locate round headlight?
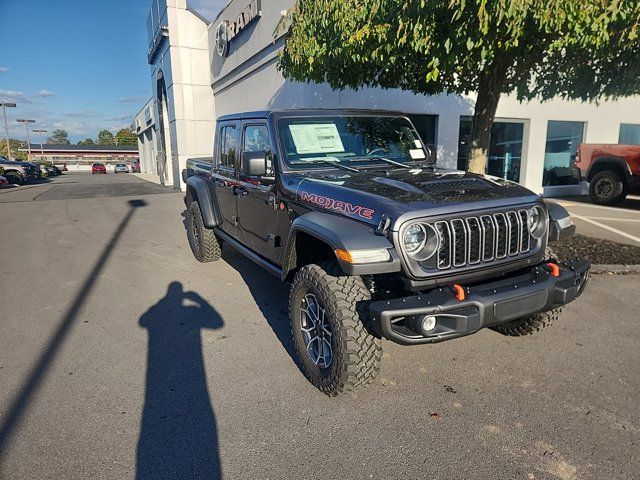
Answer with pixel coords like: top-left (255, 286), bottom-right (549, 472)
top-left (527, 206), bottom-right (547, 239)
top-left (403, 223), bottom-right (426, 254)
top-left (403, 222), bottom-right (440, 261)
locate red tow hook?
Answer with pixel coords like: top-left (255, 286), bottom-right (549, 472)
top-left (546, 262), bottom-right (560, 277)
top-left (452, 284), bottom-right (466, 301)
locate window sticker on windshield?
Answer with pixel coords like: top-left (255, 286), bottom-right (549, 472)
top-left (409, 149), bottom-right (426, 159)
top-left (289, 123), bottom-right (345, 154)
top-left (414, 140), bottom-right (422, 148)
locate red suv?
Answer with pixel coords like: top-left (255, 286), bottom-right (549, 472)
top-left (575, 144), bottom-right (640, 205)
top-left (92, 163), bottom-right (107, 174)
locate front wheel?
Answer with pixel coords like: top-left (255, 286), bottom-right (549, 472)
top-left (490, 308), bottom-right (563, 336)
top-left (589, 171), bottom-right (627, 205)
top-left (289, 262), bottom-right (382, 396)
top-left (4, 172), bottom-right (24, 185)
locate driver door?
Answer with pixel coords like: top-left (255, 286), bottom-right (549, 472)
top-left (236, 123), bottom-right (280, 261)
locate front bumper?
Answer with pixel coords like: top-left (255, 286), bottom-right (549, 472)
top-left (369, 258), bottom-right (590, 345)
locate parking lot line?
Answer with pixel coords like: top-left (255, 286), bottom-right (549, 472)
top-left (585, 216), bottom-right (640, 223)
top-left (571, 214), bottom-right (640, 245)
top-left (556, 200), bottom-right (640, 216)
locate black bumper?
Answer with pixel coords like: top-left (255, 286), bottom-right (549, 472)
top-left (369, 258), bottom-right (590, 345)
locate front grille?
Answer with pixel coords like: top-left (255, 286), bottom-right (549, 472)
top-left (431, 209), bottom-right (532, 270)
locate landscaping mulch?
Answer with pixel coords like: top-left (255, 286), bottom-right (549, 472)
top-left (550, 234), bottom-right (640, 265)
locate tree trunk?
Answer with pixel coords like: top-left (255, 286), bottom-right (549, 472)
top-left (466, 62), bottom-right (507, 174)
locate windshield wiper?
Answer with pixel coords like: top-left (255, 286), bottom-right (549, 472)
top-left (290, 159), bottom-right (360, 173)
top-left (364, 156), bottom-right (412, 169)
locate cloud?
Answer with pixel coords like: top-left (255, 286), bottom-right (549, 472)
top-left (117, 96), bottom-right (148, 105)
top-left (0, 67), bottom-right (9, 73)
top-left (38, 89), bottom-right (55, 97)
top-left (0, 89), bottom-right (32, 104)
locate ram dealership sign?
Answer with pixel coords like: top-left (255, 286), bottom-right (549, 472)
top-left (215, 0), bottom-right (262, 57)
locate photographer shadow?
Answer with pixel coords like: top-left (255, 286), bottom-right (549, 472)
top-left (136, 282), bottom-right (223, 480)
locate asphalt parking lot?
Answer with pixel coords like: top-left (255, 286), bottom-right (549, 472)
top-left (555, 195), bottom-right (640, 246)
top-left (0, 173), bottom-right (638, 479)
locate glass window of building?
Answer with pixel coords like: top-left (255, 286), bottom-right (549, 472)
top-left (408, 115), bottom-right (437, 159)
top-left (543, 120), bottom-right (584, 186)
top-left (457, 117), bottom-right (524, 182)
top-left (619, 124), bottom-right (640, 145)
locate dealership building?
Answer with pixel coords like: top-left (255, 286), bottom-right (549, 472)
top-left (138, 0), bottom-right (640, 196)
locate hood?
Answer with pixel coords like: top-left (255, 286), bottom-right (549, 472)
top-left (286, 167), bottom-right (540, 227)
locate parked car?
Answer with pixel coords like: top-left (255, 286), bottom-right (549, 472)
top-left (0, 157), bottom-right (39, 185)
top-left (53, 163), bottom-right (67, 174)
top-left (131, 160), bottom-right (141, 173)
top-left (182, 109), bottom-right (590, 396)
top-left (43, 165), bottom-right (58, 176)
top-left (114, 163), bottom-right (129, 174)
top-left (92, 163), bottom-right (107, 174)
top-left (575, 143), bottom-right (640, 205)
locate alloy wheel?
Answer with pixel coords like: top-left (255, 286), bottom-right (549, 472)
top-left (300, 293), bottom-right (332, 368)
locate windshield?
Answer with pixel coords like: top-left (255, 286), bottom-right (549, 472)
top-left (277, 116), bottom-right (428, 170)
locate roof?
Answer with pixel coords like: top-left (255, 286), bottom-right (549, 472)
top-left (18, 143), bottom-right (138, 153)
top-left (216, 108), bottom-right (409, 123)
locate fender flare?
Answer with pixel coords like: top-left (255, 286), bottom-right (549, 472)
top-left (185, 175), bottom-right (222, 228)
top-left (545, 201), bottom-right (576, 243)
top-left (283, 211), bottom-right (401, 279)
top-left (586, 156), bottom-right (632, 182)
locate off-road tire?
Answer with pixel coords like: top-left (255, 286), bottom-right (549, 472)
top-left (4, 172), bottom-right (24, 185)
top-left (289, 262), bottom-right (382, 396)
top-left (589, 170), bottom-right (628, 205)
top-left (490, 308), bottom-right (563, 336)
top-left (186, 201), bottom-right (221, 263)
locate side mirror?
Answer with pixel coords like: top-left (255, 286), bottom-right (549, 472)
top-left (242, 151), bottom-right (267, 177)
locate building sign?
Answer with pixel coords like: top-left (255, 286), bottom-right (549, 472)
top-left (215, 0), bottom-right (261, 57)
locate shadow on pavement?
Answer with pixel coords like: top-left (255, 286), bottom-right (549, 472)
top-left (136, 282), bottom-right (223, 480)
top-left (0, 199), bottom-right (147, 461)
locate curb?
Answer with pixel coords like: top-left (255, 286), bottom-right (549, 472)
top-left (590, 264), bottom-right (640, 275)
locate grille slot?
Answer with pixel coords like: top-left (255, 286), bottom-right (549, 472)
top-left (430, 209), bottom-right (533, 270)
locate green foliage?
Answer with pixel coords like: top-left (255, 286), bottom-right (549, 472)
top-left (279, 0), bottom-right (640, 172)
top-left (97, 130), bottom-right (116, 145)
top-left (280, 0), bottom-right (639, 101)
top-left (78, 138), bottom-right (95, 145)
top-left (0, 138), bottom-right (28, 160)
top-left (115, 127), bottom-right (137, 146)
top-left (47, 129), bottom-right (70, 145)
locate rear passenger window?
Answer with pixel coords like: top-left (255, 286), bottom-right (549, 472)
top-left (219, 125), bottom-right (238, 169)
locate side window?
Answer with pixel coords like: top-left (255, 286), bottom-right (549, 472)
top-left (243, 125), bottom-right (273, 175)
top-left (219, 125), bottom-right (238, 169)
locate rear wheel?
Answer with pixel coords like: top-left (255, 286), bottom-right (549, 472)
top-left (289, 262), bottom-right (382, 396)
top-left (186, 201), bottom-right (221, 263)
top-left (589, 170), bottom-right (627, 205)
top-left (4, 171), bottom-right (24, 185)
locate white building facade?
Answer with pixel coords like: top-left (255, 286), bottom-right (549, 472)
top-left (138, 0), bottom-right (640, 195)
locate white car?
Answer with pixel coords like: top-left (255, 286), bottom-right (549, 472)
top-left (114, 163), bottom-right (129, 174)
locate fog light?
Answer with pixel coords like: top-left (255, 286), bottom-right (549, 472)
top-left (421, 315), bottom-right (437, 334)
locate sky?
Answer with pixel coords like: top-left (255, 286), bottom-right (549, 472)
top-left (0, 0), bottom-right (226, 145)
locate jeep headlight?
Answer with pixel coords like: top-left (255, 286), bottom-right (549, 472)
top-left (527, 206), bottom-right (547, 239)
top-left (403, 222), bottom-right (439, 261)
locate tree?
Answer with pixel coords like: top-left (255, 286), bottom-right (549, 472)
top-left (279, 0), bottom-right (640, 174)
top-left (47, 129), bottom-right (70, 145)
top-left (115, 127), bottom-right (137, 146)
top-left (0, 138), bottom-right (28, 160)
top-left (78, 138), bottom-right (95, 145)
top-left (97, 129), bottom-right (115, 145)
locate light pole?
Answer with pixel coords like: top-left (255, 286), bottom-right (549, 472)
top-left (0, 102), bottom-right (17, 158)
top-left (33, 129), bottom-right (48, 163)
top-left (16, 119), bottom-right (35, 161)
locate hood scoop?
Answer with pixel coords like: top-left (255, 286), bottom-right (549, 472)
top-left (418, 177), bottom-right (491, 194)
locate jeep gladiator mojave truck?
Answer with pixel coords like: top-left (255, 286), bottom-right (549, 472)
top-left (183, 110), bottom-right (589, 396)
top-left (575, 143), bottom-right (640, 205)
